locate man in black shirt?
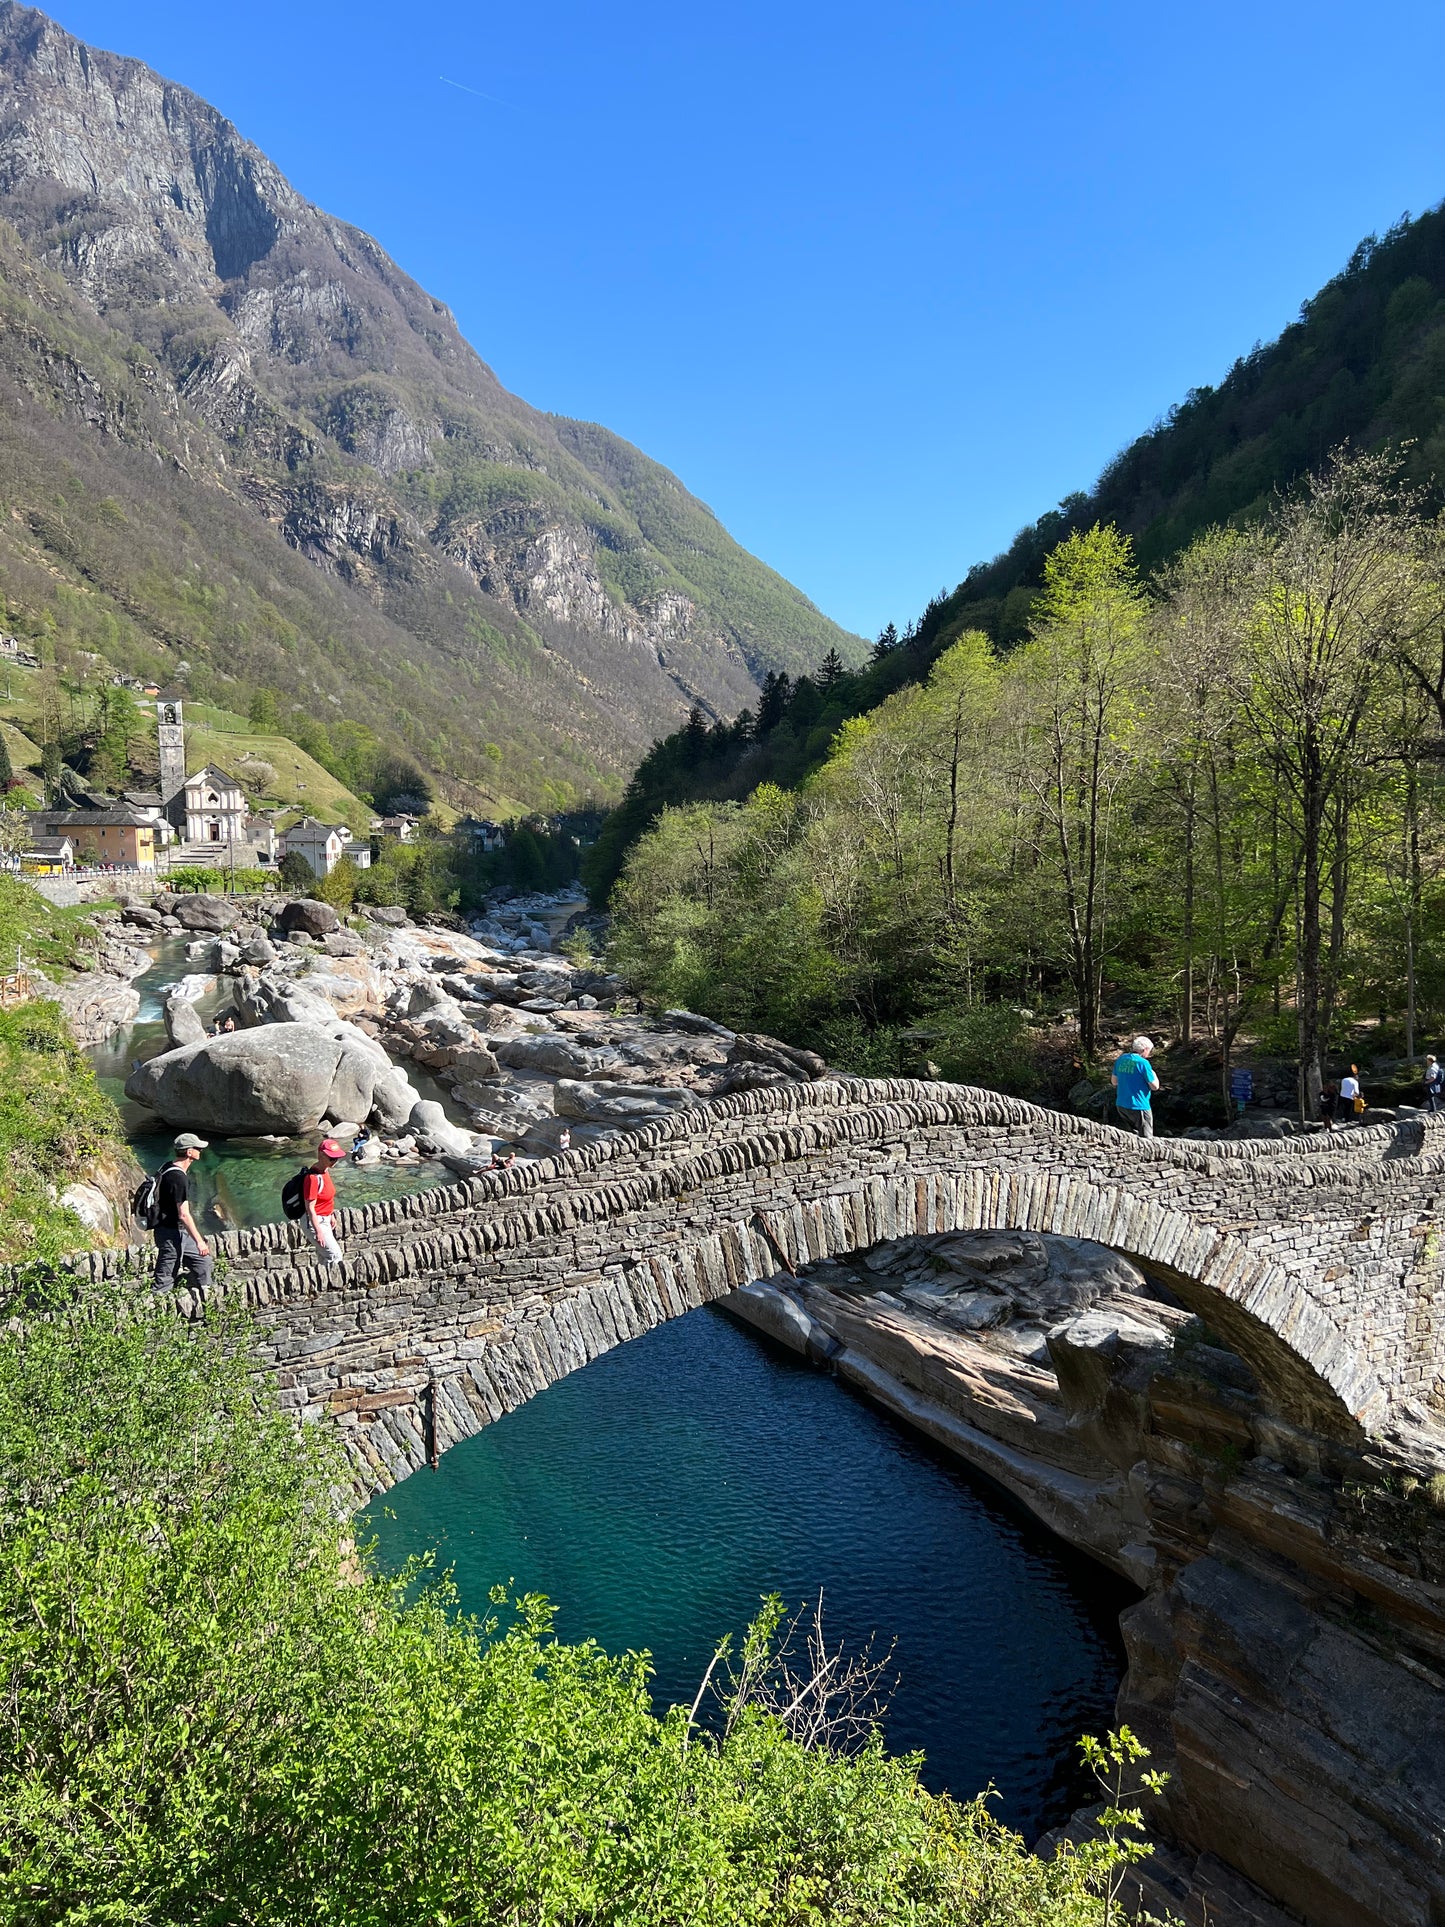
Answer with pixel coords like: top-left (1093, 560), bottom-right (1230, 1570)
top-left (153, 1131), bottom-right (214, 1291)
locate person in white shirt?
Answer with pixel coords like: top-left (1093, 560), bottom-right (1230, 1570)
top-left (1338, 1066), bottom-right (1362, 1119)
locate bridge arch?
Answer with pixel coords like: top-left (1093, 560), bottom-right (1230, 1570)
top-left (61, 1079), bottom-right (1435, 1493)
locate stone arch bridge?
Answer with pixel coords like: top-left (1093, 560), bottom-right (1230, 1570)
top-left (68, 1079), bottom-right (1445, 1493)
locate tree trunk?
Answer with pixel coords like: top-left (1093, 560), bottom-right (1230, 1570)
top-left (1297, 732), bottom-right (1325, 1121)
top-left (1181, 770), bottom-right (1196, 1045)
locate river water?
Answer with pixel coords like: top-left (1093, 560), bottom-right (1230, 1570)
top-left (362, 1307), bottom-right (1133, 1837)
top-left (88, 937), bottom-right (455, 1230)
top-left (95, 937), bottom-right (1134, 1833)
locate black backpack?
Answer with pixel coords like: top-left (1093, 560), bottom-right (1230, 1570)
top-left (280, 1167), bottom-right (311, 1221)
top-left (131, 1170), bottom-right (163, 1230)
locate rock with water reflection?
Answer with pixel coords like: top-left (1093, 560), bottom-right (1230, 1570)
top-left (123, 1022), bottom-right (386, 1136)
top-left (162, 990), bottom-right (207, 1050)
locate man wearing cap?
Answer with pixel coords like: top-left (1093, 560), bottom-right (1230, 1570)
top-left (303, 1138), bottom-right (345, 1264)
top-left (153, 1133), bottom-right (213, 1290)
top-left (1111, 1035), bottom-right (1160, 1138)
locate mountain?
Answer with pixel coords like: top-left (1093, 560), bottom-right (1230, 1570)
top-left (925, 202), bottom-right (1445, 649)
top-left (0, 4), bottom-right (861, 808)
top-left (585, 198), bottom-right (1445, 892)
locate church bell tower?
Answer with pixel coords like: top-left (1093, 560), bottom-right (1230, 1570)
top-left (157, 696), bottom-right (186, 805)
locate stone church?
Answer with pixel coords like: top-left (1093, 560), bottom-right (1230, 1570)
top-left (156, 695), bottom-right (267, 859)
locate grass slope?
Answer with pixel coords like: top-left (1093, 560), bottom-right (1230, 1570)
top-left (0, 875), bottom-right (124, 1263)
top-left (181, 713), bottom-right (373, 833)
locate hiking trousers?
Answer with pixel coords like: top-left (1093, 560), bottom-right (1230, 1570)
top-left (1115, 1104), bottom-right (1154, 1138)
top-left (153, 1227), bottom-right (214, 1291)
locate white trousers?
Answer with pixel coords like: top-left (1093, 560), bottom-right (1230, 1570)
top-left (312, 1216), bottom-right (343, 1264)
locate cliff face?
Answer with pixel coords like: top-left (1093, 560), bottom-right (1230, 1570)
top-left (0, 4), bottom-right (860, 800)
top-left (728, 1235), bottom-right (1445, 1927)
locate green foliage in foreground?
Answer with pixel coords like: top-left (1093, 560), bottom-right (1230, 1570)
top-left (0, 1001), bottom-right (121, 1266)
top-left (0, 1302), bottom-right (1120, 1927)
top-left (0, 872), bottom-right (106, 975)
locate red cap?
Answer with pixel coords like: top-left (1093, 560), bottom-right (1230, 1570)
top-left (318, 1138), bottom-right (344, 1159)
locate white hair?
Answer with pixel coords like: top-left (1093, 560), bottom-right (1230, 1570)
top-left (1132, 1035), bottom-right (1155, 1054)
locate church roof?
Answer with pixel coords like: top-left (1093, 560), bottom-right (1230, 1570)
top-left (184, 765), bottom-right (243, 791)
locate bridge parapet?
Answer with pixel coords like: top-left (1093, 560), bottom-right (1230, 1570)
top-left (43, 1080), bottom-right (1445, 1490)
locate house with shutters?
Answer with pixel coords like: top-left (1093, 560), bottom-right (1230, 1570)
top-left (41, 810), bottom-right (157, 869)
top-left (282, 817), bottom-right (345, 878)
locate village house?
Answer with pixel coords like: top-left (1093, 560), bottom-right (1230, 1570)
top-left (19, 834), bottom-right (74, 875)
top-left (455, 815), bottom-right (505, 853)
top-left (281, 817), bottom-right (369, 877)
top-left (121, 790), bottom-right (175, 848)
top-left (41, 809), bottom-right (157, 869)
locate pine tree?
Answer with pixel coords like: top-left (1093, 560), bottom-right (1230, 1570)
top-left (682, 707), bottom-right (710, 760)
top-left (871, 623), bottom-right (899, 663)
top-left (0, 727), bottom-right (13, 793)
top-left (756, 672), bottom-right (791, 733)
top-left (818, 648), bottom-right (844, 690)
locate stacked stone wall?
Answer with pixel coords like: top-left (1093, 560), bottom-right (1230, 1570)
top-left (45, 1080), bottom-right (1445, 1491)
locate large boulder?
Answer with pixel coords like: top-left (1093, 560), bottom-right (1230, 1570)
top-left (121, 903), bottom-right (163, 930)
top-left (267, 985), bottom-right (337, 1026)
top-left (123, 1023), bottom-right (381, 1136)
top-left (163, 991), bottom-right (208, 1050)
top-left (453, 1078), bottom-right (555, 1138)
top-left (277, 897), bottom-right (340, 939)
top-left (371, 1067), bottom-right (424, 1132)
top-left (322, 929), bottom-right (367, 958)
top-left (493, 1033), bottom-right (622, 1079)
top-left (729, 1032), bottom-right (827, 1079)
top-left (404, 978), bottom-right (455, 1018)
top-left (174, 895), bottom-right (239, 934)
top-left (240, 935), bottom-right (276, 967)
top-left (553, 1079), bottom-right (703, 1123)
top-left (288, 962), bottom-right (384, 1018)
top-left (364, 904), bottom-right (410, 927)
top-left (408, 1099), bottom-right (474, 1157)
top-left (50, 974), bottom-right (141, 1048)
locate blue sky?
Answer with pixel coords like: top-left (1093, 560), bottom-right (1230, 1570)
top-left (55, 0), bottom-right (1445, 639)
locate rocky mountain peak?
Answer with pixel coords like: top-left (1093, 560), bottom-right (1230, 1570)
top-left (0, 6), bottom-right (860, 807)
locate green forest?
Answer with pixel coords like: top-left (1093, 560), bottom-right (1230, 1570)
top-left (589, 198), bottom-right (1445, 905)
top-left (607, 452), bottom-right (1445, 1121)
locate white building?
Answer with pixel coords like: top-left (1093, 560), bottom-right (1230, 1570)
top-left (172, 766), bottom-right (247, 847)
top-left (282, 818), bottom-right (368, 877)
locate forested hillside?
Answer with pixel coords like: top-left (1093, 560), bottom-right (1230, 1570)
top-left (609, 454), bottom-right (1445, 1121)
top-left (0, 4), bottom-right (860, 811)
top-left (592, 200), bottom-right (1445, 882)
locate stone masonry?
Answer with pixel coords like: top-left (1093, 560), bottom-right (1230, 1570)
top-left (56, 1078), bottom-right (1445, 1495)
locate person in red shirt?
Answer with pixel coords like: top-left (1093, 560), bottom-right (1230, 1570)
top-left (303, 1138), bottom-right (345, 1264)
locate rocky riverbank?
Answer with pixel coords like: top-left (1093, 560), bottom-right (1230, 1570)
top-left (102, 888), bottom-right (831, 1171)
top-left (725, 1244), bottom-right (1445, 1927)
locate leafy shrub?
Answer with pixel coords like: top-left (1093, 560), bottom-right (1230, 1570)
top-left (932, 1005), bottom-right (1040, 1096)
top-left (314, 854), bottom-right (360, 911)
top-left (0, 1299), bottom-right (1116, 1925)
top-left (277, 849), bottom-right (315, 893)
top-left (0, 1000), bottom-right (120, 1262)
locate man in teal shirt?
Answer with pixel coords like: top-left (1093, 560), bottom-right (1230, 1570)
top-left (1112, 1035), bottom-right (1159, 1137)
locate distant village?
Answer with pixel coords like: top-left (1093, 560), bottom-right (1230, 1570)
top-left (7, 674), bottom-right (507, 881)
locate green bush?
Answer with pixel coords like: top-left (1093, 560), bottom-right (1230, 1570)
top-left (0, 1300), bottom-right (1115, 1926)
top-left (0, 1000), bottom-right (121, 1263)
top-left (932, 1005), bottom-right (1039, 1096)
top-left (314, 854), bottom-right (360, 911)
top-left (277, 849), bottom-right (315, 894)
